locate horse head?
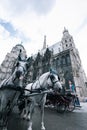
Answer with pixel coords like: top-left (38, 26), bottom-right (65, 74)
top-left (12, 60), bottom-right (28, 87)
top-left (47, 70), bottom-right (62, 92)
top-left (15, 61), bottom-right (27, 78)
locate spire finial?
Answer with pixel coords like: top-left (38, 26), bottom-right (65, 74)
top-left (64, 27), bottom-right (66, 30)
top-left (43, 35), bottom-right (46, 49)
top-left (21, 41), bottom-right (23, 45)
top-left (63, 27), bottom-right (68, 34)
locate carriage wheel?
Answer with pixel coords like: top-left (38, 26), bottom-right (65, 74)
top-left (67, 98), bottom-right (75, 112)
top-left (56, 103), bottom-right (66, 113)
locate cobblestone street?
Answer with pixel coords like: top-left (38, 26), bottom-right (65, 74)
top-left (2, 103), bottom-right (87, 130)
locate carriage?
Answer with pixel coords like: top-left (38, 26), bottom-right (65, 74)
top-left (0, 56), bottom-right (77, 130)
top-left (0, 83), bottom-right (77, 130)
top-left (45, 89), bottom-right (76, 113)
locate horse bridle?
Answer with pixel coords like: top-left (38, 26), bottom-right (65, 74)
top-left (46, 74), bottom-right (59, 89)
top-left (52, 80), bottom-right (59, 85)
top-left (50, 79), bottom-right (59, 88)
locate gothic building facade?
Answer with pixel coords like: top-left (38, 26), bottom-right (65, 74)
top-left (26, 28), bottom-right (87, 99)
top-left (0, 28), bottom-right (87, 99)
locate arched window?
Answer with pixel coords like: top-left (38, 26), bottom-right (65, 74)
top-left (70, 43), bottom-right (72, 46)
top-left (66, 44), bottom-right (68, 47)
top-left (65, 40), bottom-right (67, 43)
top-left (69, 39), bottom-right (71, 42)
top-left (57, 58), bottom-right (61, 66)
top-left (66, 54), bottom-right (71, 65)
top-left (62, 56), bottom-right (66, 65)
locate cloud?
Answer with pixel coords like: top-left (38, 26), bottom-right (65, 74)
top-left (0, 0), bottom-right (87, 77)
top-left (0, 18), bottom-right (30, 43)
top-left (28, 0), bottom-right (56, 15)
top-left (76, 17), bottom-right (87, 33)
top-left (0, 25), bottom-right (21, 65)
top-left (0, 19), bottom-right (17, 36)
top-left (0, 0), bottom-right (56, 16)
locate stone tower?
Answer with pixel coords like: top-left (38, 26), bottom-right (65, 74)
top-left (0, 44), bottom-right (27, 83)
top-left (61, 28), bottom-right (87, 98)
top-left (43, 35), bottom-right (46, 50)
top-left (61, 27), bottom-right (75, 50)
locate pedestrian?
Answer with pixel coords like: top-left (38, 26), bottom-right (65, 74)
top-left (68, 80), bottom-right (76, 93)
top-left (68, 80), bottom-right (81, 107)
top-left (75, 95), bottom-right (81, 107)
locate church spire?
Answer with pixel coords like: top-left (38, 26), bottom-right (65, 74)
top-left (63, 27), bottom-right (69, 35)
top-left (61, 27), bottom-right (75, 50)
top-left (43, 35), bottom-right (46, 49)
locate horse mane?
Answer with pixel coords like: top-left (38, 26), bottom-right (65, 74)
top-left (39, 72), bottom-right (50, 80)
top-left (38, 72), bottom-right (50, 86)
top-left (26, 72), bottom-right (50, 91)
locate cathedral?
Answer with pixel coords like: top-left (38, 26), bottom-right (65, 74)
top-left (0, 28), bottom-right (87, 100)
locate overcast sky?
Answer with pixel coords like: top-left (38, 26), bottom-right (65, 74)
top-left (0, 0), bottom-right (87, 76)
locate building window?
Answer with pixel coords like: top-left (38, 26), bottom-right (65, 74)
top-left (66, 44), bottom-right (68, 47)
top-left (85, 82), bottom-right (87, 88)
top-left (57, 58), bottom-right (61, 66)
top-left (58, 48), bottom-right (61, 52)
top-left (65, 40), bottom-right (67, 43)
top-left (62, 56), bottom-right (66, 65)
top-left (53, 59), bottom-right (56, 68)
top-left (69, 39), bottom-right (71, 42)
top-left (66, 54), bottom-right (71, 64)
top-left (70, 43), bottom-right (72, 46)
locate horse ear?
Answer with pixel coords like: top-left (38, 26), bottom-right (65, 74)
top-left (50, 68), bottom-right (52, 73)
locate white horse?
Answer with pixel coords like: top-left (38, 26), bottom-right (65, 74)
top-left (0, 60), bottom-right (27, 130)
top-left (21, 71), bottom-right (62, 130)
